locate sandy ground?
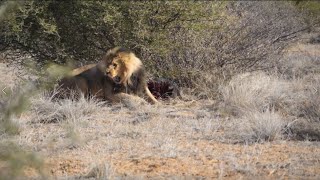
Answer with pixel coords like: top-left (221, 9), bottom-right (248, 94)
top-left (18, 99), bottom-right (320, 179)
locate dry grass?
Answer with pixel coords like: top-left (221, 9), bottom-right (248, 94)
top-left (219, 55), bottom-right (319, 142)
top-left (6, 85), bottom-right (317, 179)
top-left (220, 71), bottom-right (319, 120)
top-left (30, 90), bottom-right (107, 124)
top-left (0, 42), bottom-right (320, 179)
top-left (220, 71), bottom-right (292, 116)
top-left (227, 110), bottom-right (286, 143)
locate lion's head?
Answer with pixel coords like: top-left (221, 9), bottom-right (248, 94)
top-left (96, 47), bottom-right (158, 104)
top-left (99, 47), bottom-right (142, 86)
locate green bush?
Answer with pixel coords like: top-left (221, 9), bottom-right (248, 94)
top-left (0, 1), bottom-right (315, 98)
top-left (0, 1), bottom-right (219, 64)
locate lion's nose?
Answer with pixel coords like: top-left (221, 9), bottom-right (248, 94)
top-left (114, 76), bottom-right (121, 83)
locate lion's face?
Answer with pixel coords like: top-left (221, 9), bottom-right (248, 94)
top-left (102, 49), bottom-right (142, 87)
top-left (106, 57), bottom-right (125, 84)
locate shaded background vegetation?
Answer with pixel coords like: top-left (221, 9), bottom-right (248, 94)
top-left (1, 1), bottom-right (319, 98)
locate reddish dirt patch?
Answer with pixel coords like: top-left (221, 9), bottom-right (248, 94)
top-left (44, 141), bottom-right (320, 179)
top-left (47, 159), bottom-right (86, 176)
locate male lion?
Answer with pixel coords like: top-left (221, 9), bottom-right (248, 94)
top-left (55, 47), bottom-right (158, 104)
top-left (97, 47), bottom-right (158, 104)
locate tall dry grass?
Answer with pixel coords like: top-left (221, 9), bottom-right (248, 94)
top-left (219, 44), bottom-right (320, 142)
top-left (30, 90), bottom-right (107, 124)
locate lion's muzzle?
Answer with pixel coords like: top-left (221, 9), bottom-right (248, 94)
top-left (113, 76), bottom-right (121, 84)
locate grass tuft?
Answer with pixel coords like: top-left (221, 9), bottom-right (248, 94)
top-left (30, 89), bottom-right (106, 123)
top-left (228, 110), bottom-right (286, 143)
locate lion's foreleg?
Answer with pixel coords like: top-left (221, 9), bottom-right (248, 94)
top-left (144, 86), bottom-right (159, 104)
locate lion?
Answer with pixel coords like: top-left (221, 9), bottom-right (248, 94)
top-left (55, 47), bottom-right (158, 104)
top-left (97, 47), bottom-right (158, 104)
top-left (55, 63), bottom-right (118, 102)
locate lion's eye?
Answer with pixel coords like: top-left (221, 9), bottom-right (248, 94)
top-left (113, 63), bottom-right (117, 68)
